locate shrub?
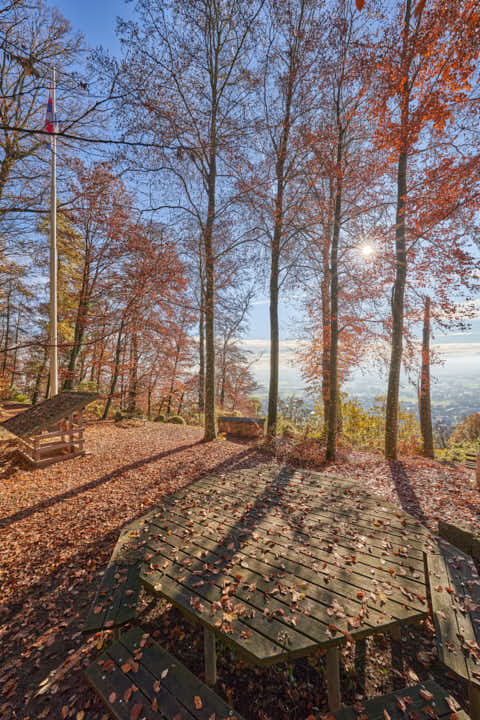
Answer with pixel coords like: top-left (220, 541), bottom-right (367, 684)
top-left (114, 410), bottom-right (124, 422)
top-left (154, 414), bottom-right (165, 423)
top-left (13, 391), bottom-right (29, 404)
top-left (450, 413), bottom-right (480, 444)
top-left (166, 415), bottom-right (186, 425)
top-left (280, 421), bottom-right (297, 438)
top-left (86, 401), bottom-right (104, 419)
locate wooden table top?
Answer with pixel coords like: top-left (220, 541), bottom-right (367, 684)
top-left (138, 467), bottom-right (435, 666)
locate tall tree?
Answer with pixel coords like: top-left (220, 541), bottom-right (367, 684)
top-left (242, 0), bottom-right (324, 436)
top-left (375, 0), bottom-right (480, 459)
top-left (112, 0), bottom-right (263, 441)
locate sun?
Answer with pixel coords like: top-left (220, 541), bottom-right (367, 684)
top-left (359, 243), bottom-right (375, 258)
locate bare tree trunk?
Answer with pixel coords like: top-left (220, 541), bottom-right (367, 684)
top-left (267, 238), bottom-right (280, 436)
top-left (219, 342), bottom-right (227, 408)
top-left (203, 103), bottom-right (217, 441)
top-left (63, 261), bottom-right (90, 390)
top-left (177, 391), bottom-right (184, 416)
top-left (2, 284), bottom-right (11, 374)
top-left (419, 296), bottom-right (434, 458)
top-left (10, 307), bottom-right (20, 388)
top-left (198, 291), bottom-right (205, 413)
top-left (102, 315), bottom-right (125, 420)
top-left (321, 181), bottom-right (334, 425)
top-left (385, 0), bottom-right (412, 460)
top-left (127, 332), bottom-right (138, 413)
top-left (167, 342), bottom-right (181, 417)
top-left (326, 129), bottom-right (344, 462)
top-left (32, 344), bottom-right (48, 405)
top-left (321, 241), bottom-right (330, 424)
top-left (267, 52), bottom-right (296, 438)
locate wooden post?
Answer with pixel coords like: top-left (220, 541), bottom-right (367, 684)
top-left (391, 625), bottom-right (401, 642)
top-left (326, 645), bottom-right (341, 712)
top-left (33, 436), bottom-right (39, 463)
top-left (78, 409), bottom-right (84, 454)
top-left (469, 682), bottom-right (480, 720)
top-left (204, 627), bottom-right (217, 685)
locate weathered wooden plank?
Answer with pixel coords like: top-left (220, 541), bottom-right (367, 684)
top-left (169, 480), bottom-right (427, 562)
top-left (85, 649), bottom-right (161, 720)
top-left (160, 487), bottom-right (427, 578)
top-left (141, 549), bottom-right (320, 660)
top-left (149, 505), bottom-right (427, 616)
top-left (425, 549), bottom-right (471, 681)
top-left (143, 531), bottom-right (368, 645)
top-left (193, 470), bottom-right (429, 537)
top-left (86, 625), bottom-right (245, 719)
top-left (147, 512), bottom-right (422, 628)
top-left (120, 625), bottom-right (244, 719)
top-left (141, 564), bottom-right (290, 666)
top-left (332, 679), bottom-right (467, 720)
top-left (83, 515), bottom-right (153, 633)
top-left (107, 633), bottom-right (197, 719)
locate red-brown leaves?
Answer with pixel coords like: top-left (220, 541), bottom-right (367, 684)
top-left (414, 0), bottom-right (426, 18)
top-left (355, 0), bottom-right (365, 9)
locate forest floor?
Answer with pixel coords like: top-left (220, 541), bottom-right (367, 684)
top-left (0, 422), bottom-right (477, 720)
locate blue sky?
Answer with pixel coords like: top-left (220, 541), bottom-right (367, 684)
top-left (51, 0), bottom-right (480, 399)
top-left (52, 0), bottom-right (133, 54)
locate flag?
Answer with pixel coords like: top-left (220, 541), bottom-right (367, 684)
top-left (45, 85), bottom-right (57, 133)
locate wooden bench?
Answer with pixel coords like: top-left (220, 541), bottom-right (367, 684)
top-left (332, 680), bottom-right (469, 720)
top-left (425, 542), bottom-right (480, 718)
top-left (218, 416), bottom-right (265, 438)
top-left (438, 520), bottom-right (480, 562)
top-left (83, 516), bottom-right (152, 634)
top-left (85, 625), bottom-right (244, 719)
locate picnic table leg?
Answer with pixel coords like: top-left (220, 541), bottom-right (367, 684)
top-left (391, 625), bottom-right (401, 642)
top-left (326, 646), bottom-right (341, 712)
top-left (469, 682), bottom-right (480, 720)
top-left (204, 627), bottom-right (217, 685)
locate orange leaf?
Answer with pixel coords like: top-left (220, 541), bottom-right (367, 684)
top-left (130, 703), bottom-right (142, 720)
top-left (109, 692), bottom-right (117, 703)
top-left (355, 0), bottom-right (365, 9)
top-left (194, 696), bottom-right (203, 710)
top-left (414, 0), bottom-right (426, 18)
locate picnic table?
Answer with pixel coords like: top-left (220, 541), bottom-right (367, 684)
top-left (137, 467), bottom-right (436, 711)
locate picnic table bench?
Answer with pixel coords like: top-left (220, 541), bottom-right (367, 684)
top-left (86, 625), bottom-right (243, 720)
top-left (425, 540), bottom-right (480, 717)
top-left (83, 514), bottom-right (153, 634)
top-left (332, 680), bottom-right (469, 720)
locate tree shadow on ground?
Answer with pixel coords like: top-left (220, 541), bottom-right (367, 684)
top-left (0, 445), bottom-right (273, 718)
top-left (388, 460), bottom-right (428, 525)
top-left (0, 440), bottom-right (214, 530)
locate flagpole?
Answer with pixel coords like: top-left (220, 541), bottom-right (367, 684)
top-left (49, 66), bottom-right (58, 397)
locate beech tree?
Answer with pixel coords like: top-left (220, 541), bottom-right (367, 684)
top-left (241, 0), bottom-right (325, 436)
top-left (59, 162), bottom-right (130, 390)
top-left (0, 0), bottom-right (85, 220)
top-left (374, 0), bottom-right (480, 459)
top-left (110, 0), bottom-right (263, 441)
